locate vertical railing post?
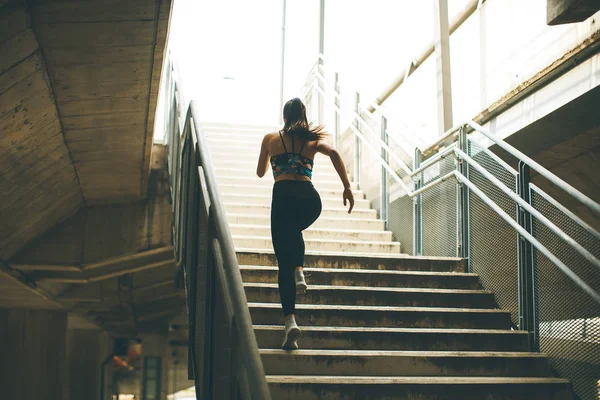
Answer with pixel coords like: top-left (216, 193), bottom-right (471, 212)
top-left (334, 72), bottom-right (340, 150)
top-left (318, 0), bottom-right (325, 125)
top-left (380, 116), bottom-right (389, 230)
top-left (458, 126), bottom-right (471, 272)
top-left (353, 92), bottom-right (361, 189)
top-left (413, 149), bottom-right (423, 256)
top-left (517, 161), bottom-right (537, 350)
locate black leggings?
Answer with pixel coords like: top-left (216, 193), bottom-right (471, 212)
top-left (271, 180), bottom-right (322, 316)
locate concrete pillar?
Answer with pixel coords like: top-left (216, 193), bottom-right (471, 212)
top-left (0, 309), bottom-right (68, 400)
top-left (67, 329), bottom-right (112, 400)
top-left (433, 0), bottom-right (454, 135)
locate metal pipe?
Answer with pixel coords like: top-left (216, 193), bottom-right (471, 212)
top-left (455, 148), bottom-right (600, 270)
top-left (529, 183), bottom-right (600, 240)
top-left (367, 0), bottom-right (485, 112)
top-left (318, 0), bottom-right (326, 124)
top-left (455, 171), bottom-right (600, 305)
top-left (410, 145), bottom-right (457, 177)
top-left (381, 116), bottom-right (389, 229)
top-left (410, 171), bottom-right (457, 198)
top-left (348, 124), bottom-right (412, 194)
top-left (466, 120), bottom-right (600, 215)
top-left (334, 72), bottom-right (340, 149)
top-left (279, 0), bottom-right (287, 123)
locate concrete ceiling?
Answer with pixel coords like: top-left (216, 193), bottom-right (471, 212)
top-left (0, 0), bottom-right (178, 336)
top-left (0, 0), bottom-right (171, 261)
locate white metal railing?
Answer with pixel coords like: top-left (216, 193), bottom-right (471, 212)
top-left (298, 54), bottom-right (600, 335)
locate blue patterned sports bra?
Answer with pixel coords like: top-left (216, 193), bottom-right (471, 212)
top-left (270, 131), bottom-right (314, 179)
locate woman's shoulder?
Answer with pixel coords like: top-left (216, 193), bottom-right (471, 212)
top-left (264, 131), bottom-right (281, 139)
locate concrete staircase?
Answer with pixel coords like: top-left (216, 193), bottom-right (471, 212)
top-left (204, 123), bottom-right (572, 400)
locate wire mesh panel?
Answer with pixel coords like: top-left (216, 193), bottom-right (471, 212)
top-left (419, 156), bottom-right (458, 257)
top-left (388, 168), bottom-right (414, 255)
top-left (531, 186), bottom-right (600, 400)
top-left (468, 138), bottom-right (520, 326)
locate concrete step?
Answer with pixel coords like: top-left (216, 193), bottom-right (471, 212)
top-left (210, 158), bottom-right (341, 174)
top-left (201, 122), bottom-right (280, 132)
top-left (217, 176), bottom-right (358, 191)
top-left (219, 184), bottom-right (366, 199)
top-left (244, 283), bottom-right (494, 308)
top-left (253, 326), bottom-right (529, 352)
top-left (233, 236), bottom-right (400, 254)
top-left (231, 225), bottom-right (392, 242)
top-left (249, 303), bottom-right (511, 329)
top-left (227, 214), bottom-right (383, 231)
top-left (205, 131), bottom-right (334, 143)
top-left (240, 266), bottom-right (479, 289)
top-left (237, 252), bottom-right (464, 273)
top-left (220, 193), bottom-right (371, 209)
top-left (215, 166), bottom-right (342, 180)
top-left (266, 376), bottom-right (573, 400)
top-left (224, 203), bottom-right (372, 219)
top-left (261, 350), bottom-right (550, 377)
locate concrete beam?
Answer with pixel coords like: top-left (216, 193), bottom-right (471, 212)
top-left (25, 246), bottom-right (174, 283)
top-left (547, 0), bottom-right (600, 25)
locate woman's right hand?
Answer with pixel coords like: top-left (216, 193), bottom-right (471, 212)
top-left (343, 187), bottom-right (355, 214)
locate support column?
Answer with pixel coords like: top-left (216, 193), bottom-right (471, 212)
top-left (279, 0), bottom-right (287, 122)
top-left (317, 0), bottom-right (326, 125)
top-left (433, 0), bottom-right (453, 135)
top-left (0, 309), bottom-right (68, 400)
top-left (67, 328), bottom-right (112, 400)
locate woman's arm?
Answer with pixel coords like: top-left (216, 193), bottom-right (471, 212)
top-left (256, 134), bottom-right (271, 178)
top-left (316, 141), bottom-right (354, 213)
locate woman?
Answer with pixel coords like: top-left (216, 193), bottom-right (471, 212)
top-left (255, 97), bottom-right (354, 350)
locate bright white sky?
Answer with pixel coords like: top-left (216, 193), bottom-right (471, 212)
top-left (165, 0), bottom-right (472, 125)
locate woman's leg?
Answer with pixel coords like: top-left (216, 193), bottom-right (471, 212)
top-left (271, 186), bottom-right (297, 316)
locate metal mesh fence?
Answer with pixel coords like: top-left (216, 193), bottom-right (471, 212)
top-left (388, 165), bottom-right (414, 255)
top-left (468, 138), bottom-right (520, 326)
top-left (531, 186), bottom-right (600, 400)
top-left (419, 155), bottom-right (458, 257)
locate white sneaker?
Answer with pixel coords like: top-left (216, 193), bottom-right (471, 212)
top-left (295, 269), bottom-right (308, 294)
top-left (282, 318), bottom-right (301, 350)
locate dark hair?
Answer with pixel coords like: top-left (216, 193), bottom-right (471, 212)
top-left (282, 97), bottom-right (326, 141)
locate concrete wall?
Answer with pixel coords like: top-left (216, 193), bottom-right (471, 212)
top-left (67, 329), bottom-right (113, 400)
top-left (0, 309), bottom-right (68, 400)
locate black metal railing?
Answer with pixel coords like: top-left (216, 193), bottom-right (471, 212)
top-left (161, 60), bottom-right (270, 400)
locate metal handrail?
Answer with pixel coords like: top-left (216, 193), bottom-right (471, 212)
top-left (454, 170), bottom-right (600, 305)
top-left (189, 102), bottom-right (271, 399)
top-left (164, 57), bottom-right (271, 399)
top-left (466, 120), bottom-right (600, 216)
top-left (455, 148), bottom-right (600, 271)
top-left (529, 182), bottom-right (600, 241)
top-left (302, 58), bottom-right (600, 307)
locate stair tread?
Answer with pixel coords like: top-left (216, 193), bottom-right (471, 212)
top-left (248, 302), bottom-right (510, 314)
top-left (233, 235), bottom-right (398, 246)
top-left (237, 251), bottom-right (461, 262)
top-left (260, 350), bottom-right (546, 357)
top-left (225, 202), bottom-right (369, 211)
top-left (253, 325), bottom-right (527, 335)
top-left (244, 282), bottom-right (491, 295)
top-left (231, 224), bottom-right (390, 235)
top-left (228, 213), bottom-right (380, 223)
top-left (240, 265), bottom-right (475, 276)
top-left (222, 193), bottom-right (369, 203)
top-left (237, 247), bottom-right (409, 257)
top-left (265, 376), bottom-right (570, 384)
